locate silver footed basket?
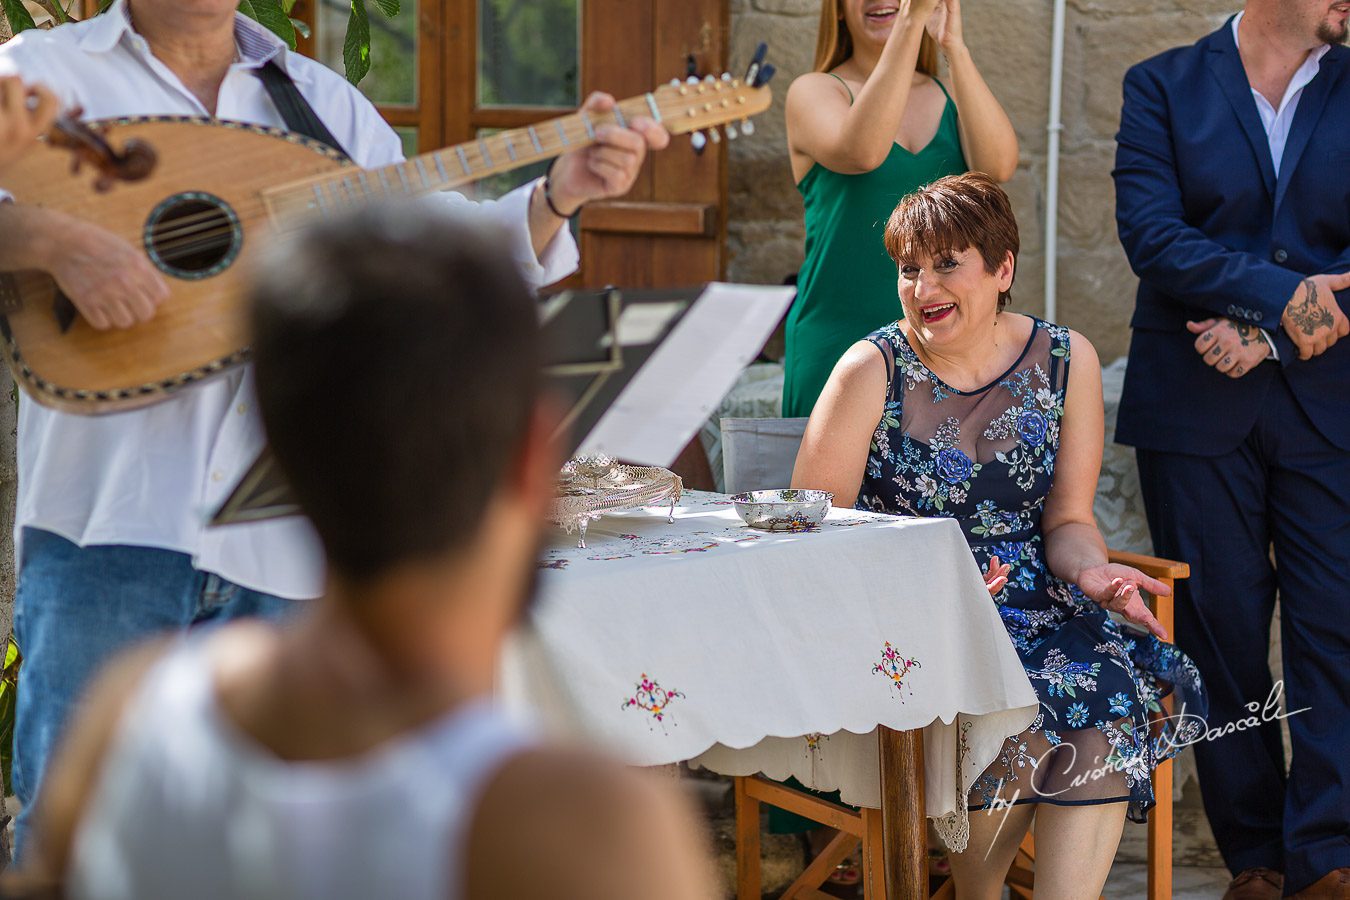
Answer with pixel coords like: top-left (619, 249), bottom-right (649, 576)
top-left (548, 455), bottom-right (683, 548)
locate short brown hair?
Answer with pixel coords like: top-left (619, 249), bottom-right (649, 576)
top-left (883, 172), bottom-right (1020, 310)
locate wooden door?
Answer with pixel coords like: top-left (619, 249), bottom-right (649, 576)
top-left (576, 0), bottom-right (729, 289)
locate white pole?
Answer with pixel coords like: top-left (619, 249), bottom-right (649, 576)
top-left (1045, 0), bottom-right (1066, 322)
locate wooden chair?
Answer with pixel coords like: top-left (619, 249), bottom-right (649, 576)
top-left (735, 775), bottom-right (890, 900)
top-left (734, 550), bottom-right (1187, 900)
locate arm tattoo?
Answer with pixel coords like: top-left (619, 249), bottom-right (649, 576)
top-left (1288, 278), bottom-right (1335, 336)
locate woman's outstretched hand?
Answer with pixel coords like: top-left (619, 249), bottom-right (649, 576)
top-left (983, 555), bottom-right (1010, 596)
top-left (1076, 564), bottom-right (1170, 640)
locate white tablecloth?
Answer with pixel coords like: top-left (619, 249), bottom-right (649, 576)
top-left (500, 492), bottom-right (1038, 847)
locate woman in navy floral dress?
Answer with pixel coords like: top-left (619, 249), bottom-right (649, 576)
top-left (793, 173), bottom-right (1204, 899)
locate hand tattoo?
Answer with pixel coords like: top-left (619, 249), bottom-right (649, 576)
top-left (1289, 279), bottom-right (1335, 336)
top-left (1228, 321), bottom-right (1259, 346)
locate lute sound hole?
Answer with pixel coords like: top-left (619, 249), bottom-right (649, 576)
top-left (144, 192), bottom-right (243, 280)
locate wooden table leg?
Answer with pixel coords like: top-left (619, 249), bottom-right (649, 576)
top-left (879, 726), bottom-right (928, 900)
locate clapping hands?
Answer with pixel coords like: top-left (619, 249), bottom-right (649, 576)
top-left (1076, 564), bottom-right (1169, 640)
top-left (924, 0), bottom-right (964, 52)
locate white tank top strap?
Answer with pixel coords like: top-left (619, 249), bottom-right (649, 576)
top-left (68, 630), bottom-right (535, 900)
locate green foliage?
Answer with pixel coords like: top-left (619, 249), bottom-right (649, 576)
top-left (478, 0), bottom-right (577, 107)
top-left (342, 0), bottom-right (371, 85)
top-left (237, 0), bottom-right (296, 49)
top-left (0, 635), bottom-right (21, 798)
top-left (0, 0), bottom-right (37, 33)
top-left (341, 0), bottom-right (402, 86)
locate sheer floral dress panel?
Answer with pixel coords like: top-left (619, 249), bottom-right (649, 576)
top-left (857, 318), bottom-right (1205, 822)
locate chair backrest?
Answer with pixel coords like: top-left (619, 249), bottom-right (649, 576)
top-left (720, 417), bottom-right (810, 495)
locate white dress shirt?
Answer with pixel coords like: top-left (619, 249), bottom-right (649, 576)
top-left (1233, 11), bottom-right (1330, 178)
top-left (0, 1), bottom-right (579, 599)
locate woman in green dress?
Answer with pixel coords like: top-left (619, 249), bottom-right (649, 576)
top-left (782, 0), bottom-right (1018, 418)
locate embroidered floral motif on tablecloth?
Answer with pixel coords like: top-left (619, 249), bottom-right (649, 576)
top-left (872, 642), bottom-right (922, 700)
top-left (621, 673), bottom-right (686, 733)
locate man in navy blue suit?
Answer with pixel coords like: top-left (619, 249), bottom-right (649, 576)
top-left (1114, 3), bottom-right (1350, 899)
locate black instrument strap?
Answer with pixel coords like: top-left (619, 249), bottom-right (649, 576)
top-left (253, 59), bottom-right (351, 161)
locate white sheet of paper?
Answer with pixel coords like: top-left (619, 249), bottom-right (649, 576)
top-left (603, 301), bottom-right (689, 348)
top-left (575, 282), bottom-right (796, 467)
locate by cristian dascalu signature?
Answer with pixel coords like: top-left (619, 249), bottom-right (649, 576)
top-left (979, 680), bottom-right (1308, 857)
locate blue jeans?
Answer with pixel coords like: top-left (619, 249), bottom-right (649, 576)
top-left (11, 528), bottom-right (300, 861)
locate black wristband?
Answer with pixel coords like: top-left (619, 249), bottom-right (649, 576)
top-left (544, 159), bottom-right (581, 219)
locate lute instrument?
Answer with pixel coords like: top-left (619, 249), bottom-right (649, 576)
top-left (0, 51), bottom-right (775, 414)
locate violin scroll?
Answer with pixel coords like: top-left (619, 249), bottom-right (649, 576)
top-left (46, 108), bottom-right (157, 192)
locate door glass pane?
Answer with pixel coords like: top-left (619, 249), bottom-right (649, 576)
top-left (395, 127), bottom-right (418, 159)
top-left (317, 0), bottom-right (418, 106)
top-left (478, 0), bottom-right (579, 108)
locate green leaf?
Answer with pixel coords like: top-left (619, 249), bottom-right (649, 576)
top-left (97, 0), bottom-right (115, 11)
top-left (368, 0), bottom-right (399, 18)
top-left (343, 0), bottom-right (371, 85)
top-left (277, 0), bottom-right (297, 10)
top-left (237, 0), bottom-right (296, 49)
top-left (289, 16), bottom-right (310, 38)
top-left (0, 0), bottom-right (38, 33)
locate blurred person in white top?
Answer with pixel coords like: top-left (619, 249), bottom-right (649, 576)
top-left (0, 0), bottom-right (667, 860)
top-left (5, 205), bottom-right (714, 900)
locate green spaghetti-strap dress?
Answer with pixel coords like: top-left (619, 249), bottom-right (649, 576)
top-left (781, 74), bottom-right (968, 418)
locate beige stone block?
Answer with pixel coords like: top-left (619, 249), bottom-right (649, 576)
top-left (1052, 249), bottom-right (1138, 360)
top-left (731, 9), bottom-right (817, 88)
top-left (752, 0), bottom-right (821, 17)
top-left (1068, 0), bottom-right (1235, 18)
top-left (730, 153), bottom-right (803, 222)
top-left (962, 0), bottom-right (1054, 158)
top-left (727, 218), bottom-right (807, 285)
top-left (1079, 11), bottom-right (1229, 140)
top-left (1056, 143), bottom-right (1118, 250)
top-left (728, 10), bottom-right (816, 153)
top-left (1003, 162), bottom-right (1046, 258)
top-left (1008, 251), bottom-right (1047, 321)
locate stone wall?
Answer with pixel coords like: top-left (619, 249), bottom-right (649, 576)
top-left (727, 0), bottom-right (1235, 363)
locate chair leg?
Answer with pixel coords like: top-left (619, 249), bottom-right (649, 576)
top-left (781, 830), bottom-right (860, 900)
top-left (735, 776), bottom-right (762, 900)
top-left (1147, 575), bottom-right (1176, 900)
top-left (1148, 757), bottom-right (1174, 900)
top-left (861, 807), bottom-right (887, 900)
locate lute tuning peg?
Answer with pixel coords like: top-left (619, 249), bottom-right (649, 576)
top-left (691, 131), bottom-right (707, 155)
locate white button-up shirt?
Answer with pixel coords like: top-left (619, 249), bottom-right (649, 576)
top-left (1233, 11), bottom-right (1330, 178)
top-left (0, 2), bottom-right (579, 599)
